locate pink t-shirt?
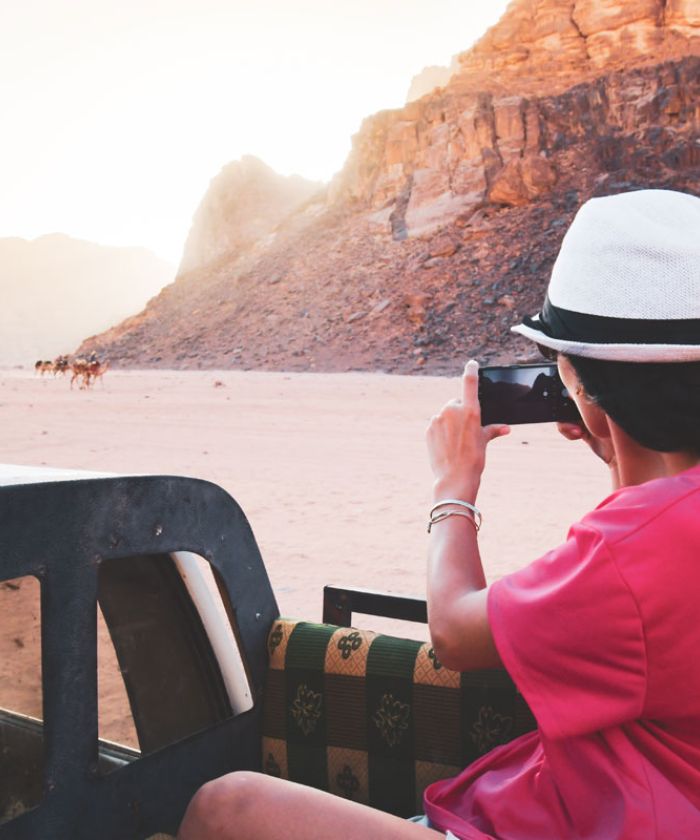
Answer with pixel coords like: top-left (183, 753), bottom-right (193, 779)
top-left (424, 464), bottom-right (700, 839)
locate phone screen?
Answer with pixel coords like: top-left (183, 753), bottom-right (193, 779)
top-left (478, 364), bottom-right (581, 426)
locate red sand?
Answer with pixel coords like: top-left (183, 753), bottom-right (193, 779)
top-left (0, 368), bottom-right (610, 606)
top-left (0, 369), bottom-right (610, 745)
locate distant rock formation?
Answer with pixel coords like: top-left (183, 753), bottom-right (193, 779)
top-left (0, 234), bottom-right (173, 366)
top-left (406, 59), bottom-right (458, 103)
top-left (79, 0), bottom-right (700, 375)
top-left (178, 156), bottom-right (322, 274)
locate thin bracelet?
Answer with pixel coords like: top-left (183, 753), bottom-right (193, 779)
top-left (430, 499), bottom-right (482, 531)
top-left (427, 509), bottom-right (479, 534)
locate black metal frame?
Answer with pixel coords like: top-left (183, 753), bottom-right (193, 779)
top-left (322, 585), bottom-right (427, 626)
top-left (0, 475), bottom-right (279, 840)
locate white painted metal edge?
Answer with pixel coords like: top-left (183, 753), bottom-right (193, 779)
top-left (172, 551), bottom-right (253, 714)
top-left (0, 463), bottom-right (117, 486)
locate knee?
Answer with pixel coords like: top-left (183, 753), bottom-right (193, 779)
top-left (179, 771), bottom-right (268, 839)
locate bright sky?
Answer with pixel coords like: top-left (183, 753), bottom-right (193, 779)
top-left (2, 0), bottom-right (510, 264)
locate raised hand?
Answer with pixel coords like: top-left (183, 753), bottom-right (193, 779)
top-left (426, 360), bottom-right (510, 502)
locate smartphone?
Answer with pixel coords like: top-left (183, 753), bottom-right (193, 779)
top-left (478, 364), bottom-right (581, 426)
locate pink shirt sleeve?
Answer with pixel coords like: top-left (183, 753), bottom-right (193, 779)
top-left (487, 521), bottom-right (647, 740)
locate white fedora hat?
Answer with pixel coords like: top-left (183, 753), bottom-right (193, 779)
top-left (512, 189), bottom-right (700, 361)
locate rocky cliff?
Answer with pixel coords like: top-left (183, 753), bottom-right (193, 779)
top-left (80, 0), bottom-right (700, 374)
top-left (331, 0), bottom-right (700, 237)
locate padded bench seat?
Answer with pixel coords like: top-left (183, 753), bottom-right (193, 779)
top-left (261, 620), bottom-right (537, 818)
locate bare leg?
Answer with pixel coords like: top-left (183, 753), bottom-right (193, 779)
top-left (177, 772), bottom-right (444, 840)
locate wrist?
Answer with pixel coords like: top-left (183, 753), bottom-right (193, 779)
top-left (429, 498), bottom-right (482, 534)
top-left (432, 478), bottom-right (480, 504)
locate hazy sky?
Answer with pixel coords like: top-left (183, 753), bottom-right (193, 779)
top-left (2, 0), bottom-right (510, 264)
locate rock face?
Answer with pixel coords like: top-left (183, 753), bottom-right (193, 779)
top-left (455, 0), bottom-right (696, 84)
top-left (179, 156), bottom-right (321, 274)
top-left (331, 0), bottom-right (700, 238)
top-left (79, 0), bottom-right (700, 375)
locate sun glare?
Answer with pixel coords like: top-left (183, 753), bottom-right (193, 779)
top-left (1, 0), bottom-right (509, 262)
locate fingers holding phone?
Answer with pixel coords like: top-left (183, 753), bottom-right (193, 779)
top-left (557, 422), bottom-right (584, 440)
top-left (557, 419), bottom-right (617, 469)
top-left (461, 358), bottom-right (479, 409)
top-left (427, 360), bottom-right (510, 501)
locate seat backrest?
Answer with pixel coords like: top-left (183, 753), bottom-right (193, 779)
top-left (262, 620), bottom-right (537, 818)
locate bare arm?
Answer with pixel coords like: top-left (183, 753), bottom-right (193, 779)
top-left (425, 360), bottom-right (509, 671)
top-left (427, 519), bottom-right (501, 670)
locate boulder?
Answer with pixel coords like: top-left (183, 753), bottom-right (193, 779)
top-left (488, 154), bottom-right (558, 206)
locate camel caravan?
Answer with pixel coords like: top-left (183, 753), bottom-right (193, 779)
top-left (34, 353), bottom-right (109, 389)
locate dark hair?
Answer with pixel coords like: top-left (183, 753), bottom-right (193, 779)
top-left (565, 355), bottom-right (700, 455)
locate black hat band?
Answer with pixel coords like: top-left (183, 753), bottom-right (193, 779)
top-left (524, 297), bottom-right (700, 347)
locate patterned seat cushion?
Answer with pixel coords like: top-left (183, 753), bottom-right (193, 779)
top-left (262, 620), bottom-right (536, 818)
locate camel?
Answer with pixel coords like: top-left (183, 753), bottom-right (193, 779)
top-left (70, 359), bottom-right (89, 389)
top-left (34, 360), bottom-right (54, 375)
top-left (70, 358), bottom-right (109, 389)
top-left (85, 359), bottom-right (109, 388)
top-left (53, 355), bottom-right (70, 376)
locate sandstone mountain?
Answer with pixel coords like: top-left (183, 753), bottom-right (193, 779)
top-left (0, 234), bottom-right (173, 366)
top-left (80, 0), bottom-right (700, 375)
top-left (178, 156), bottom-right (322, 275)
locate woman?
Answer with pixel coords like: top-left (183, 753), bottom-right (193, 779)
top-left (178, 188), bottom-right (700, 839)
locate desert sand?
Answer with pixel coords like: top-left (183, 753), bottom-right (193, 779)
top-left (0, 368), bottom-right (609, 748)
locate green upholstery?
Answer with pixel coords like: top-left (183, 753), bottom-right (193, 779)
top-left (262, 620), bottom-right (537, 818)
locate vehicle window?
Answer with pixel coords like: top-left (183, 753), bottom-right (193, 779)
top-left (0, 575), bottom-right (43, 825)
top-left (97, 552), bottom-right (252, 774)
top-left (98, 603), bottom-right (138, 749)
